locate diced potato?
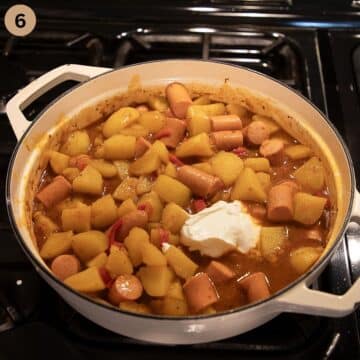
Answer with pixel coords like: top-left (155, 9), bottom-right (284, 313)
top-left (293, 157), bottom-right (325, 193)
top-left (60, 130), bottom-right (90, 156)
top-left (93, 145), bottom-right (105, 159)
top-left (105, 245), bottom-right (133, 276)
top-left (161, 202), bottom-right (189, 234)
top-left (138, 191), bottom-right (163, 222)
top-left (120, 124), bottom-right (149, 138)
top-left (62, 167), bottom-right (80, 182)
top-left (103, 134), bottom-right (136, 160)
top-left (256, 172), bottom-right (271, 193)
top-left (149, 299), bottom-right (164, 314)
top-left (64, 267), bottom-right (106, 292)
top-left (49, 151), bottom-right (70, 174)
top-left (187, 112), bottom-right (211, 136)
top-left (103, 107), bottom-right (140, 138)
top-left (230, 167), bottom-right (267, 202)
top-left (151, 140), bottom-right (169, 163)
top-left (86, 252), bottom-right (108, 268)
top-left (187, 103), bottom-right (225, 118)
top-left (193, 95), bottom-right (211, 105)
top-left (113, 177), bottom-right (138, 201)
top-left (137, 265), bottom-right (174, 297)
top-left (201, 306), bottom-right (217, 315)
top-left (148, 96), bottom-right (168, 112)
top-left (290, 246), bottom-right (322, 274)
top-left (124, 227), bottom-right (150, 267)
top-left (33, 212), bottom-right (59, 238)
top-left (40, 231), bottom-right (73, 259)
top-left (192, 162), bottom-right (214, 175)
top-left (91, 195), bottom-right (118, 228)
top-left (252, 114), bottom-right (279, 134)
top-left (72, 165), bottom-right (103, 195)
top-left (141, 242), bottom-right (167, 266)
top-left (244, 158), bottom-right (271, 173)
top-left (138, 110), bottom-right (166, 133)
top-left (163, 245), bottom-right (198, 279)
top-left (55, 197), bottom-right (84, 213)
top-left (167, 280), bottom-right (185, 300)
top-left (118, 198), bottom-right (137, 218)
top-left (129, 149), bottom-right (161, 176)
top-left (90, 159), bottom-right (117, 178)
top-left (61, 204), bottom-right (91, 233)
top-left (72, 230), bottom-right (108, 262)
top-left (113, 160), bottom-right (129, 180)
top-left (119, 301), bottom-right (151, 314)
top-left (285, 144), bottom-right (313, 161)
top-left (260, 227), bottom-right (287, 260)
top-left (210, 151), bottom-right (244, 186)
top-left (164, 163), bottom-right (177, 178)
top-left (175, 132), bottom-right (214, 158)
top-left (293, 192), bottom-right (327, 225)
top-left (153, 175), bottom-right (191, 207)
top-left (226, 103), bottom-right (249, 118)
top-left (136, 176), bottom-right (152, 195)
top-left (150, 229), bottom-right (179, 247)
top-left (162, 297), bottom-right (188, 316)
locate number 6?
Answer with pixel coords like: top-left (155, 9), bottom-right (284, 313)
top-left (15, 13), bottom-right (26, 28)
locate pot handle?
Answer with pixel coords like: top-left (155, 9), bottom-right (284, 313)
top-left (274, 189), bottom-right (360, 317)
top-left (6, 64), bottom-right (111, 140)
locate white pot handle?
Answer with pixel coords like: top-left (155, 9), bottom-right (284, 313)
top-left (6, 64), bottom-right (111, 140)
top-left (274, 189), bottom-right (360, 317)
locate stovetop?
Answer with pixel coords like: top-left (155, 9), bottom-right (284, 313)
top-left (0, 3), bottom-right (360, 359)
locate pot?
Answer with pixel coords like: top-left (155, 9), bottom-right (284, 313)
top-left (5, 60), bottom-right (360, 344)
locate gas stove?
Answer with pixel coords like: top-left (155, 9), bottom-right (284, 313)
top-left (0, 2), bottom-right (360, 359)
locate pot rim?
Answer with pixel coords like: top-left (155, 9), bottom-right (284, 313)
top-left (5, 59), bottom-right (356, 321)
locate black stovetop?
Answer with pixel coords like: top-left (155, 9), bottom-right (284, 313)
top-left (0, 3), bottom-right (360, 359)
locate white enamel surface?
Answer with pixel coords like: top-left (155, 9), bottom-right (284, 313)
top-left (6, 61), bottom-right (360, 344)
top-left (181, 201), bottom-right (261, 257)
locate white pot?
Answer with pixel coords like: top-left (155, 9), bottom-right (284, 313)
top-left (5, 61), bottom-right (360, 344)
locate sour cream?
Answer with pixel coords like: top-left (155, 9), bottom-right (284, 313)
top-left (180, 200), bottom-right (261, 258)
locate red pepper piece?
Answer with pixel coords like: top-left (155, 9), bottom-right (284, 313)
top-left (98, 267), bottom-right (114, 288)
top-left (107, 218), bottom-right (123, 250)
top-left (154, 127), bottom-right (172, 140)
top-left (193, 199), bottom-right (207, 213)
top-left (137, 202), bottom-right (153, 217)
top-left (169, 154), bottom-right (184, 167)
top-left (159, 228), bottom-right (170, 246)
top-left (233, 146), bottom-right (248, 158)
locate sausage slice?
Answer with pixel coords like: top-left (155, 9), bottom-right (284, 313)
top-left (117, 210), bottom-right (148, 240)
top-left (246, 120), bottom-right (270, 146)
top-left (165, 82), bottom-right (192, 119)
top-left (205, 261), bottom-right (235, 285)
top-left (238, 272), bottom-right (270, 303)
top-left (211, 115), bottom-right (242, 131)
top-left (259, 139), bottom-right (284, 165)
top-left (135, 137), bottom-right (151, 158)
top-left (211, 131), bottom-right (243, 151)
top-left (51, 254), bottom-right (80, 281)
top-left (36, 176), bottom-right (72, 208)
top-left (108, 274), bottom-right (143, 305)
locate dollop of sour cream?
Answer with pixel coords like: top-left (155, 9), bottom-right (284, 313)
top-left (180, 200), bottom-right (261, 258)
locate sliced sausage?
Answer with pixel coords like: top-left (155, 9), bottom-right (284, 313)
top-left (183, 272), bottom-right (219, 313)
top-left (69, 154), bottom-right (91, 170)
top-left (211, 115), bottom-right (242, 131)
top-left (267, 181), bottom-right (298, 222)
top-left (177, 165), bottom-right (223, 198)
top-left (259, 138), bottom-right (284, 165)
top-left (108, 274), bottom-right (143, 305)
top-left (158, 117), bottom-right (187, 148)
top-left (36, 176), bottom-right (72, 208)
top-left (165, 82), bottom-right (192, 119)
top-left (248, 204), bottom-right (267, 220)
top-left (135, 136), bottom-right (151, 158)
top-left (205, 261), bottom-right (235, 285)
top-left (246, 120), bottom-right (270, 146)
top-left (136, 105), bottom-right (149, 113)
top-left (117, 210), bottom-right (148, 240)
top-left (211, 131), bottom-right (243, 151)
top-left (51, 254), bottom-right (80, 281)
top-left (238, 272), bottom-right (270, 303)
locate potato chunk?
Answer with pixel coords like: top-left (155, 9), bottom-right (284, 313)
top-left (285, 145), bottom-right (312, 160)
top-left (86, 252), bottom-right (108, 268)
top-left (252, 115), bottom-right (279, 135)
top-left (161, 202), bottom-right (189, 234)
top-left (256, 172), bottom-right (271, 193)
top-left (61, 204), bottom-right (91, 233)
top-left (162, 297), bottom-right (188, 316)
top-left (49, 151), bottom-right (70, 174)
top-left (91, 195), bottom-right (118, 228)
top-left (187, 109), bottom-right (211, 136)
top-left (137, 266), bottom-right (174, 297)
top-left (90, 159), bottom-right (117, 178)
top-left (72, 165), bottom-right (103, 195)
top-left (175, 132), bottom-right (214, 158)
top-left (138, 191), bottom-right (163, 222)
top-left (153, 175), bottom-right (191, 207)
top-left (147, 96), bottom-right (168, 111)
top-left (187, 103), bottom-right (225, 118)
top-left (151, 140), bottom-right (169, 163)
top-left (226, 103), bottom-right (249, 118)
top-left (105, 246), bottom-right (133, 276)
top-left (103, 134), bottom-right (136, 160)
top-left (167, 280), bottom-right (185, 300)
top-left (230, 167), bottom-right (267, 202)
top-left (72, 230), bottom-right (108, 262)
top-left (141, 242), bottom-right (167, 266)
top-left (163, 245), bottom-right (198, 279)
top-left (210, 151), bottom-right (244, 186)
top-left (192, 162), bottom-right (214, 175)
top-left (103, 107), bottom-right (140, 138)
top-left (293, 192), bottom-right (327, 225)
top-left (129, 149), bottom-right (161, 176)
top-left (61, 131), bottom-right (90, 156)
top-left (119, 301), bottom-right (151, 314)
top-left (138, 110), bottom-right (166, 133)
top-left (62, 167), bottom-right (80, 182)
top-left (244, 158), bottom-right (271, 173)
top-left (40, 231), bottom-right (73, 259)
top-left (124, 227), bottom-right (150, 267)
top-left (164, 163), bottom-right (177, 178)
top-left (260, 227), bottom-right (287, 261)
top-left (293, 157), bottom-right (325, 193)
top-left (117, 198), bottom-right (137, 218)
top-left (290, 246), bottom-right (322, 274)
top-left (113, 160), bottom-right (129, 180)
top-left (33, 212), bottom-right (59, 238)
top-left (120, 124), bottom-right (149, 138)
top-left (113, 177), bottom-right (138, 201)
top-left (64, 267), bottom-right (106, 292)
